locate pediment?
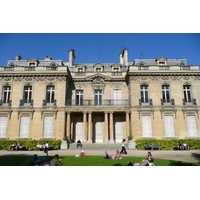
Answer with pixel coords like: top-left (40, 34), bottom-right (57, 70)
top-left (27, 58), bottom-right (38, 62)
top-left (84, 73), bottom-right (112, 81)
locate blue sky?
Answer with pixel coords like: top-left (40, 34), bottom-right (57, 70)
top-left (0, 33), bottom-right (199, 66)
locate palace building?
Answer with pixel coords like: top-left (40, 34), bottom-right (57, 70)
top-left (0, 49), bottom-right (200, 143)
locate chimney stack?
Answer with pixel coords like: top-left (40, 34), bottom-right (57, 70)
top-left (15, 55), bottom-right (22, 60)
top-left (119, 48), bottom-right (129, 66)
top-left (68, 49), bottom-right (76, 66)
top-left (44, 56), bottom-right (52, 60)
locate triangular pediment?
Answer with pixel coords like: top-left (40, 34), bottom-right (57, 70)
top-left (27, 58), bottom-right (38, 62)
top-left (84, 73), bottom-right (112, 81)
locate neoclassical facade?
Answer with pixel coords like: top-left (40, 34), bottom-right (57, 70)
top-left (0, 49), bottom-right (200, 143)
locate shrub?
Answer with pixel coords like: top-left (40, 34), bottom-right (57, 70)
top-left (0, 139), bottom-right (62, 150)
top-left (135, 139), bottom-right (200, 150)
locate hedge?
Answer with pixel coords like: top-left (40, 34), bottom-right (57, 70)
top-left (0, 139), bottom-right (62, 151)
top-left (135, 139), bottom-right (200, 150)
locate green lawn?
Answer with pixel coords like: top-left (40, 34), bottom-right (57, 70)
top-left (0, 155), bottom-right (199, 166)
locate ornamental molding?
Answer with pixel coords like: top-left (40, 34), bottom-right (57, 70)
top-left (0, 75), bottom-right (67, 82)
top-left (91, 76), bottom-right (106, 90)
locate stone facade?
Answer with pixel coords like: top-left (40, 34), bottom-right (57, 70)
top-left (0, 49), bottom-right (199, 142)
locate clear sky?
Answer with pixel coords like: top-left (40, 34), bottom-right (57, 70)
top-left (0, 33), bottom-right (200, 66)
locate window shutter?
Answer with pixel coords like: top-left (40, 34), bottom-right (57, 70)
top-left (19, 116), bottom-right (30, 138)
top-left (0, 116), bottom-right (8, 137)
top-left (43, 116), bottom-right (54, 138)
top-left (142, 116), bottom-right (152, 137)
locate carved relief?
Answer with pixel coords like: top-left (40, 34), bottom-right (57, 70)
top-left (91, 76), bottom-right (106, 90)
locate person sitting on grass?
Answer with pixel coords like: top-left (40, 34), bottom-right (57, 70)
top-left (140, 152), bottom-right (155, 166)
top-left (183, 142), bottom-right (189, 150)
top-left (104, 151), bottom-right (111, 159)
top-left (76, 151), bottom-right (86, 157)
top-left (50, 154), bottom-right (63, 166)
top-left (112, 150), bottom-right (122, 160)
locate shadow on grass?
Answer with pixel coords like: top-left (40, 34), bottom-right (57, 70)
top-left (191, 153), bottom-right (200, 163)
top-left (169, 160), bottom-right (198, 166)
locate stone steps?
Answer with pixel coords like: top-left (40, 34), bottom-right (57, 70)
top-left (61, 141), bottom-right (122, 150)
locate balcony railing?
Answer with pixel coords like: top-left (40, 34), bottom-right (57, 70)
top-left (183, 99), bottom-right (196, 105)
top-left (43, 99), bottom-right (57, 106)
top-left (139, 99), bottom-right (152, 106)
top-left (161, 99), bottom-right (175, 106)
top-left (0, 100), bottom-right (12, 107)
top-left (20, 99), bottom-right (34, 107)
top-left (66, 99), bottom-right (130, 106)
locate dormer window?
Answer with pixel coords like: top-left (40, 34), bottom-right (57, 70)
top-left (96, 68), bottom-right (102, 72)
top-left (159, 62), bottom-right (165, 65)
top-left (94, 64), bottom-right (104, 72)
top-left (156, 57), bottom-right (167, 65)
top-left (29, 63), bottom-right (35, 66)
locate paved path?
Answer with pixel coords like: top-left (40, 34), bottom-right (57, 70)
top-left (1, 148), bottom-right (200, 163)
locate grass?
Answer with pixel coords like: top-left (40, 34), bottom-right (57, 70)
top-left (0, 155), bottom-right (199, 166)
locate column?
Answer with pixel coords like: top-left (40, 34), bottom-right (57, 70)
top-left (88, 112), bottom-right (93, 143)
top-left (83, 112), bottom-right (87, 141)
top-left (104, 112), bottom-right (108, 142)
top-left (126, 112), bottom-right (130, 138)
top-left (109, 112), bottom-right (114, 142)
top-left (66, 112), bottom-right (71, 139)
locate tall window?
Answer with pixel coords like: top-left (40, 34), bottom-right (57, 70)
top-left (46, 86), bottom-right (55, 103)
top-left (76, 90), bottom-right (83, 105)
top-left (19, 116), bottom-right (30, 138)
top-left (2, 86), bottom-right (11, 104)
top-left (183, 85), bottom-right (192, 102)
top-left (0, 116), bottom-right (8, 137)
top-left (186, 115), bottom-right (198, 137)
top-left (94, 90), bottom-right (102, 105)
top-left (43, 116), bottom-right (54, 138)
top-left (162, 85), bottom-right (170, 102)
top-left (140, 85), bottom-right (148, 102)
top-left (114, 89), bottom-right (121, 105)
top-left (24, 86), bottom-right (32, 103)
top-left (164, 115), bottom-right (175, 137)
top-left (142, 115), bottom-right (152, 137)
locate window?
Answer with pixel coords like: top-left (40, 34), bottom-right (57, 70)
top-left (114, 89), bottom-right (121, 105)
top-left (24, 86), bottom-right (32, 103)
top-left (186, 115), bottom-right (198, 137)
top-left (96, 68), bottom-right (101, 72)
top-left (94, 90), bottom-right (102, 105)
top-left (140, 85), bottom-right (149, 102)
top-left (29, 63), bottom-right (35, 66)
top-left (164, 115), bottom-right (175, 137)
top-left (159, 62), bottom-right (165, 65)
top-left (162, 85), bottom-right (170, 102)
top-left (142, 116), bottom-right (152, 137)
top-left (0, 116), bottom-right (8, 137)
top-left (19, 116), bottom-right (30, 138)
top-left (76, 90), bottom-right (83, 105)
top-left (46, 86), bottom-right (55, 103)
top-left (43, 116), bottom-right (54, 138)
top-left (2, 86), bottom-right (11, 104)
top-left (183, 85), bottom-right (192, 102)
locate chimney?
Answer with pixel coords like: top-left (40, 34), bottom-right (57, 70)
top-left (119, 50), bottom-right (123, 65)
top-left (15, 55), bottom-right (22, 60)
top-left (44, 56), bottom-right (52, 60)
top-left (68, 49), bottom-right (76, 66)
top-left (119, 48), bottom-right (129, 66)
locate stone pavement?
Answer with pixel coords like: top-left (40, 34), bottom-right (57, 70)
top-left (1, 147), bottom-right (200, 164)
